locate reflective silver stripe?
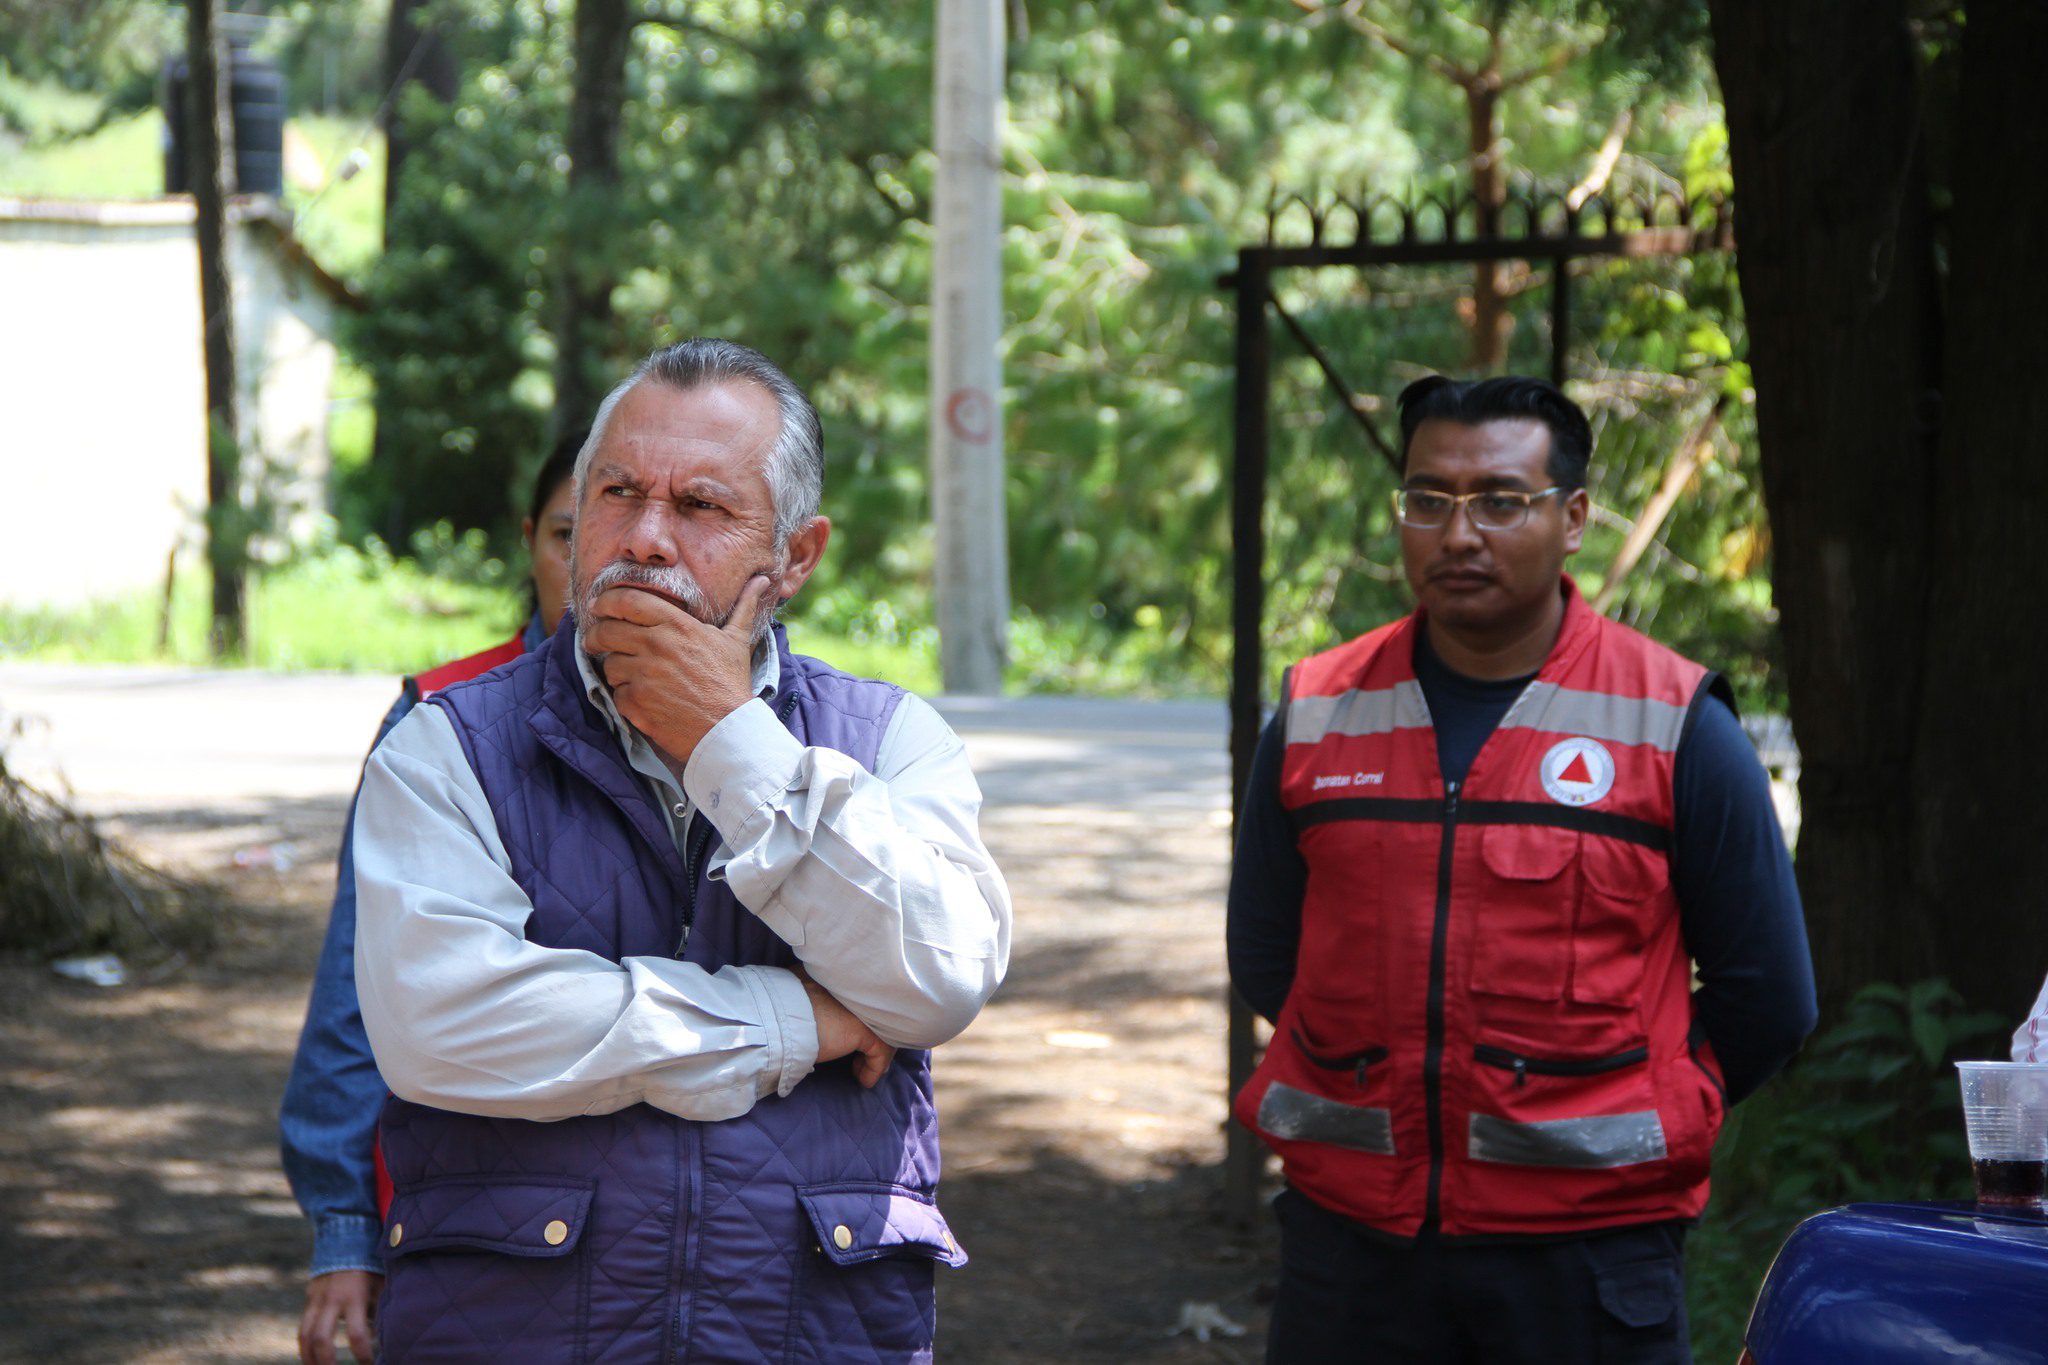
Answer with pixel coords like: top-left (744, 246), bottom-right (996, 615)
top-left (1502, 683), bottom-right (1690, 753)
top-left (1258, 1082), bottom-right (1397, 1155)
top-left (1467, 1111), bottom-right (1668, 1168)
top-left (1286, 681), bottom-right (1432, 746)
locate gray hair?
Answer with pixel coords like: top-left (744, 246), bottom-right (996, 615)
top-left (573, 338), bottom-right (824, 541)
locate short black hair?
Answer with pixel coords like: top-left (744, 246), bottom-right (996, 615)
top-left (527, 427), bottom-right (585, 528)
top-left (520, 429), bottom-right (584, 625)
top-left (1396, 376), bottom-right (1593, 491)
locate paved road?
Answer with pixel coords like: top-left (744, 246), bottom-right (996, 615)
top-left (0, 662), bottom-right (1233, 820)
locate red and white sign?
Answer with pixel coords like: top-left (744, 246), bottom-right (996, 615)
top-left (943, 387), bottom-right (995, 444)
top-left (1539, 737), bottom-right (1615, 807)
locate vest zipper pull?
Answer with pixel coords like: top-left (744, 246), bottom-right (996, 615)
top-left (1444, 779), bottom-right (1460, 815)
top-left (1355, 1059), bottom-right (1369, 1087)
top-left (1513, 1056), bottom-right (1527, 1087)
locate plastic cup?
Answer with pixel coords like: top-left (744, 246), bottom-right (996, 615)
top-left (1955, 1061), bottom-right (2048, 1210)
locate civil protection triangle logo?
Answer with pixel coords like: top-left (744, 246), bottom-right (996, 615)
top-left (1539, 736), bottom-right (1615, 807)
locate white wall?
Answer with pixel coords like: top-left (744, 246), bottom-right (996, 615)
top-left (233, 221), bottom-right (339, 554)
top-left (0, 201), bottom-right (340, 610)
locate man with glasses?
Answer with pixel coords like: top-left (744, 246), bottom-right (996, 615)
top-left (1228, 375), bottom-right (1815, 1363)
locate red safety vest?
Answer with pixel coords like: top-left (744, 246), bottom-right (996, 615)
top-left (371, 628), bottom-right (529, 1221)
top-left (1233, 579), bottom-right (1730, 1238)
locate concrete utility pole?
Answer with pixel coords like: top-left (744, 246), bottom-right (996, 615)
top-left (929, 0), bottom-right (1010, 694)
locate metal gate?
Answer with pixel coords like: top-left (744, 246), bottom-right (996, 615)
top-left (1221, 185), bottom-right (1735, 1222)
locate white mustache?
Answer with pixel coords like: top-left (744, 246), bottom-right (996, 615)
top-left (584, 560), bottom-right (714, 620)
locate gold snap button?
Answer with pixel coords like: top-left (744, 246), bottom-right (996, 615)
top-left (544, 1219), bottom-right (570, 1246)
top-left (388, 1223), bottom-right (404, 1247)
top-left (832, 1224), bottom-right (853, 1250)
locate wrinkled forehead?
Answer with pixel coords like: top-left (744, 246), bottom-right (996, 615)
top-left (591, 379), bottom-right (780, 493)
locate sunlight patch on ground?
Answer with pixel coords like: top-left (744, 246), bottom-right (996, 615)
top-left (43, 1101), bottom-right (211, 1144)
top-left (188, 1264), bottom-right (291, 1291)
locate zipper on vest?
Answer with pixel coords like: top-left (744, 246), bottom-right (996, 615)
top-left (1422, 779), bottom-right (1459, 1232)
top-left (1473, 1042), bottom-right (1649, 1087)
top-left (677, 816), bottom-right (716, 955)
top-left (1291, 1029), bottom-right (1389, 1088)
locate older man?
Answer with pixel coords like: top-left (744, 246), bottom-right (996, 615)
top-left (352, 339), bottom-right (1010, 1362)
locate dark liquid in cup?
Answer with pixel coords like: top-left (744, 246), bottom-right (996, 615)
top-left (1972, 1158), bottom-right (2047, 1208)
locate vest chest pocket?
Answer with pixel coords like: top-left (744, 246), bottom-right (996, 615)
top-left (1470, 823), bottom-right (1578, 1002)
top-left (1572, 837), bottom-right (1672, 1007)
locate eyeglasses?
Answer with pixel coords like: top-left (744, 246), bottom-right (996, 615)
top-left (1392, 486), bottom-right (1567, 531)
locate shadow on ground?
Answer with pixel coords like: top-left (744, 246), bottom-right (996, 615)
top-left (938, 1148), bottom-right (1275, 1363)
top-left (0, 741), bottom-right (1268, 1361)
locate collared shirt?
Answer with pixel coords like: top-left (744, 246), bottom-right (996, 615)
top-left (571, 628), bottom-right (780, 854)
top-left (352, 630), bottom-right (1011, 1124)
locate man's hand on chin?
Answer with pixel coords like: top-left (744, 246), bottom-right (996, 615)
top-left (584, 574), bottom-right (777, 762)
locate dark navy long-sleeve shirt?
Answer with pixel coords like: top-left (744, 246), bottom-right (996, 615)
top-left (1226, 628), bottom-right (1817, 1106)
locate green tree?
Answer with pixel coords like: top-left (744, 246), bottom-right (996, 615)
top-left (343, 0), bottom-right (1755, 708)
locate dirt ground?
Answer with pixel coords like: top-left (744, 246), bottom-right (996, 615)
top-left (0, 766), bottom-right (1278, 1361)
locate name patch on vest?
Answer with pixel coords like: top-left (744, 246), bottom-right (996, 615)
top-left (1312, 771), bottom-right (1385, 792)
top-left (1539, 737), bottom-right (1616, 807)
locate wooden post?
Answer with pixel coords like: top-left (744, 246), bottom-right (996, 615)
top-left (1224, 250), bottom-right (1272, 1228)
top-left (186, 0), bottom-right (244, 658)
top-left (929, 0), bottom-right (1010, 694)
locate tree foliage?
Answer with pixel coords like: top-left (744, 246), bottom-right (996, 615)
top-left (338, 0), bottom-right (1762, 699)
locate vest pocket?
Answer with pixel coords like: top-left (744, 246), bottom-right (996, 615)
top-left (377, 1174), bottom-right (594, 1362)
top-left (1466, 1038), bottom-right (1666, 1169)
top-left (1471, 823), bottom-right (1577, 1001)
top-left (1248, 1016), bottom-right (1397, 1157)
top-left (1572, 838), bottom-right (1672, 1007)
top-left (1291, 1028), bottom-right (1391, 1089)
top-left (786, 1182), bottom-right (962, 1361)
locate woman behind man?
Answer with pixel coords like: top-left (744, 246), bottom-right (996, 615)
top-left (278, 434), bottom-right (582, 1365)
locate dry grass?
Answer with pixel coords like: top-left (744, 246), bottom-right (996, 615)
top-left (0, 738), bottom-right (222, 967)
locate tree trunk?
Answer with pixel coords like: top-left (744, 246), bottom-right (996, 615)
top-left (380, 0), bottom-right (458, 242)
top-left (1908, 0), bottom-right (2048, 1021)
top-left (551, 0), bottom-right (634, 439)
top-left (373, 0), bottom-right (458, 540)
top-left (1708, 0), bottom-right (1944, 1018)
top-left (1465, 79), bottom-right (1508, 370)
top-left (186, 0), bottom-right (244, 658)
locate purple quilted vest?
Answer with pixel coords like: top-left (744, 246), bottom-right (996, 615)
top-left (374, 619), bottom-right (961, 1364)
